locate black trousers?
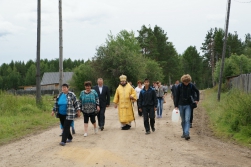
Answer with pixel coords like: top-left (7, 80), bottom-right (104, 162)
top-left (97, 106), bottom-right (106, 127)
top-left (142, 106), bottom-right (155, 132)
top-left (190, 107), bottom-right (194, 124)
top-left (59, 114), bottom-right (73, 143)
top-left (137, 100), bottom-right (143, 116)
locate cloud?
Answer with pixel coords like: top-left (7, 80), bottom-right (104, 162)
top-left (63, 1), bottom-right (117, 24)
top-left (13, 1), bottom-right (116, 34)
top-left (0, 15), bottom-right (24, 37)
top-left (206, 14), bottom-right (225, 22)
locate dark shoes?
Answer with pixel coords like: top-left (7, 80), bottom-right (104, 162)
top-left (181, 134), bottom-right (190, 140)
top-left (121, 124), bottom-right (131, 130)
top-left (145, 131), bottom-right (151, 135)
top-left (59, 142), bottom-right (66, 146)
top-left (72, 129), bottom-right (76, 134)
top-left (151, 127), bottom-right (155, 132)
top-left (185, 136), bottom-right (191, 140)
top-left (101, 127), bottom-right (104, 131)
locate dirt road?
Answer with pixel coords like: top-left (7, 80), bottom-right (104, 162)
top-left (0, 92), bottom-right (251, 167)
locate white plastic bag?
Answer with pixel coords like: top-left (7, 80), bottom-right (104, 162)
top-left (171, 109), bottom-right (180, 122)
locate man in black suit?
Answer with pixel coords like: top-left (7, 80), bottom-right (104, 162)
top-left (93, 78), bottom-right (110, 131)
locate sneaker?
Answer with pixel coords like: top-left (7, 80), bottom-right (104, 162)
top-left (101, 126), bottom-right (104, 131)
top-left (66, 139), bottom-right (72, 143)
top-left (94, 128), bottom-right (98, 134)
top-left (84, 133), bottom-right (88, 137)
top-left (145, 131), bottom-right (151, 135)
top-left (72, 129), bottom-right (76, 134)
top-left (181, 135), bottom-right (185, 138)
top-left (190, 123), bottom-right (193, 128)
top-left (152, 128), bottom-right (155, 132)
top-left (185, 136), bottom-right (191, 140)
top-left (59, 142), bottom-right (66, 146)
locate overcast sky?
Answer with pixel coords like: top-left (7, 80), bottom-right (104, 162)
top-left (0, 0), bottom-right (250, 64)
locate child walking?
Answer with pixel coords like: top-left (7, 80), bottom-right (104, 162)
top-left (138, 79), bottom-right (158, 134)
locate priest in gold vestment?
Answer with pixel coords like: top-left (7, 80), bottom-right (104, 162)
top-left (114, 75), bottom-right (137, 130)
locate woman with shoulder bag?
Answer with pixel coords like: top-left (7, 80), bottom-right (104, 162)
top-left (79, 81), bottom-right (100, 137)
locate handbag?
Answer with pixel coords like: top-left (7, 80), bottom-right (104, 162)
top-left (190, 96), bottom-right (197, 109)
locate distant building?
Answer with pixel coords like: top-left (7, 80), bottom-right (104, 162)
top-left (40, 72), bottom-right (74, 90)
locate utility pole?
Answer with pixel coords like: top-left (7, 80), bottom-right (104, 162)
top-left (217, 0), bottom-right (231, 101)
top-left (36, 0), bottom-right (41, 104)
top-left (211, 38), bottom-right (215, 87)
top-left (59, 0), bottom-right (63, 90)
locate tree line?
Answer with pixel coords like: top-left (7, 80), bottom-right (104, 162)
top-left (0, 59), bottom-right (84, 90)
top-left (1, 25), bottom-right (251, 92)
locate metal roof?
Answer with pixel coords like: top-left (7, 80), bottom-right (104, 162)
top-left (40, 72), bottom-right (74, 85)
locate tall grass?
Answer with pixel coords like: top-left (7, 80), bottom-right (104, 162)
top-left (0, 91), bottom-right (58, 145)
top-left (202, 89), bottom-right (251, 146)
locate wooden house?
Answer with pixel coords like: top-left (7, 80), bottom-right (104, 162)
top-left (40, 72), bottom-right (74, 90)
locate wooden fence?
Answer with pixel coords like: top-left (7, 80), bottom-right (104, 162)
top-left (229, 74), bottom-right (251, 93)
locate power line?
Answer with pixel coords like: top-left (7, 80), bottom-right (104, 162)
top-left (234, 0), bottom-right (251, 3)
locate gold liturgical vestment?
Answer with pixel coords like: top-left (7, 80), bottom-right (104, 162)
top-left (113, 83), bottom-right (137, 124)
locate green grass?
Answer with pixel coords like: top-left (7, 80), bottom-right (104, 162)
top-left (0, 91), bottom-right (58, 145)
top-left (202, 88), bottom-right (251, 147)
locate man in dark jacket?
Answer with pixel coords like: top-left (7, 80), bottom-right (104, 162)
top-left (174, 74), bottom-right (199, 140)
top-left (93, 78), bottom-right (110, 131)
top-left (139, 78), bottom-right (158, 135)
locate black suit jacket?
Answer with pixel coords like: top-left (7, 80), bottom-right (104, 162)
top-left (93, 85), bottom-right (110, 108)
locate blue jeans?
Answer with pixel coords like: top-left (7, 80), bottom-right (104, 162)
top-left (157, 98), bottom-right (163, 116)
top-left (179, 105), bottom-right (191, 136)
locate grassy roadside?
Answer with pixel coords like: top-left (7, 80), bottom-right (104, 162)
top-left (0, 92), bottom-right (58, 145)
top-left (202, 88), bottom-right (251, 147)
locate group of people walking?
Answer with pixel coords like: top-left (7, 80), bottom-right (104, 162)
top-left (51, 78), bottom-right (110, 146)
top-left (51, 74), bottom-right (199, 146)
